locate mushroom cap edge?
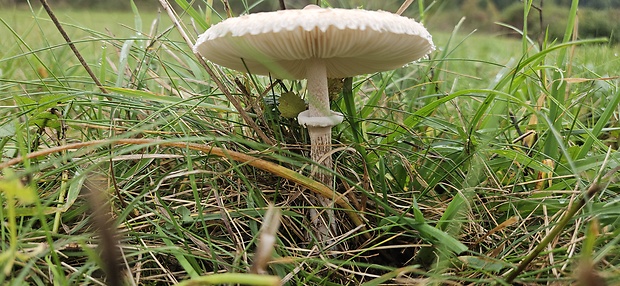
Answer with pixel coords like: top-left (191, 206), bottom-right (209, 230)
top-left (193, 7), bottom-right (435, 79)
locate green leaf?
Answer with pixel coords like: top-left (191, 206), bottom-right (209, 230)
top-left (174, 0), bottom-right (209, 31)
top-left (359, 266), bottom-right (419, 286)
top-left (117, 39), bottom-right (135, 87)
top-left (458, 256), bottom-right (508, 272)
top-left (177, 273), bottom-right (280, 286)
top-left (32, 111), bottom-right (60, 130)
top-left (489, 149), bottom-right (555, 173)
top-left (379, 216), bottom-right (468, 255)
top-left (0, 169), bottom-right (37, 205)
top-left (13, 94), bottom-right (73, 130)
top-left (130, 0), bottom-right (142, 36)
top-left (32, 94), bottom-right (67, 111)
top-left (13, 95), bottom-right (37, 110)
top-left (0, 121), bottom-right (16, 137)
top-left (176, 206), bottom-right (193, 222)
top-left (65, 173), bottom-right (85, 210)
top-left (278, 91), bottom-right (306, 118)
top-left (581, 218), bottom-right (600, 260)
top-left (414, 223), bottom-right (468, 254)
top-left (435, 193), bottom-right (466, 231)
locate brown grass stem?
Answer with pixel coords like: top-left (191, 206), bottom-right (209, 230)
top-left (0, 139), bottom-right (368, 237)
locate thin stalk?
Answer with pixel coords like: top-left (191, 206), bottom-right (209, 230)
top-left (305, 58), bottom-right (338, 245)
top-left (51, 108), bottom-right (68, 234)
top-left (305, 59), bottom-right (334, 184)
top-left (51, 171), bottom-right (67, 233)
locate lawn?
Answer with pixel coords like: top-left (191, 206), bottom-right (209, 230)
top-left (1, 1), bottom-right (619, 285)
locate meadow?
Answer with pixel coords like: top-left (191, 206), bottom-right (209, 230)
top-left (1, 1), bottom-right (619, 285)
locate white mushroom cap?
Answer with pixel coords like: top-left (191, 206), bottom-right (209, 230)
top-left (193, 6), bottom-right (434, 79)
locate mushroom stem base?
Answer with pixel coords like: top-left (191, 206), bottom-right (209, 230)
top-left (307, 126), bottom-right (337, 247)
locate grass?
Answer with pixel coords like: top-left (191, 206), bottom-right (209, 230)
top-left (1, 1), bottom-right (619, 285)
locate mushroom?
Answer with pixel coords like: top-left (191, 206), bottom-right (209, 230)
top-left (194, 4), bottom-right (434, 243)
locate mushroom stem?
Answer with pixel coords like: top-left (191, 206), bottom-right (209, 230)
top-left (307, 125), bottom-right (337, 243)
top-left (305, 58), bottom-right (336, 183)
top-left (305, 58), bottom-right (338, 245)
top-left (306, 59), bottom-right (331, 118)
top-left (305, 58), bottom-right (334, 186)
top-left (307, 126), bottom-right (334, 186)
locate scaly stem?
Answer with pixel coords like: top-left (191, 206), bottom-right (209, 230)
top-left (308, 125), bottom-right (336, 241)
top-left (305, 58), bottom-right (338, 245)
top-left (306, 58), bottom-right (333, 183)
top-left (308, 126), bottom-right (333, 186)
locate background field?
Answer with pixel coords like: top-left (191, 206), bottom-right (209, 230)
top-left (1, 0), bottom-right (619, 285)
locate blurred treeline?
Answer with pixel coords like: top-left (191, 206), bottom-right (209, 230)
top-left (4, 0), bottom-right (620, 12)
top-left (445, 0), bottom-right (620, 44)
top-left (3, 0), bottom-right (620, 10)
top-left (496, 0), bottom-right (620, 9)
top-left (3, 0), bottom-right (618, 43)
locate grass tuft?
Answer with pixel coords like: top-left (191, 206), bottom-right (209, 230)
top-left (1, 1), bottom-right (619, 285)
